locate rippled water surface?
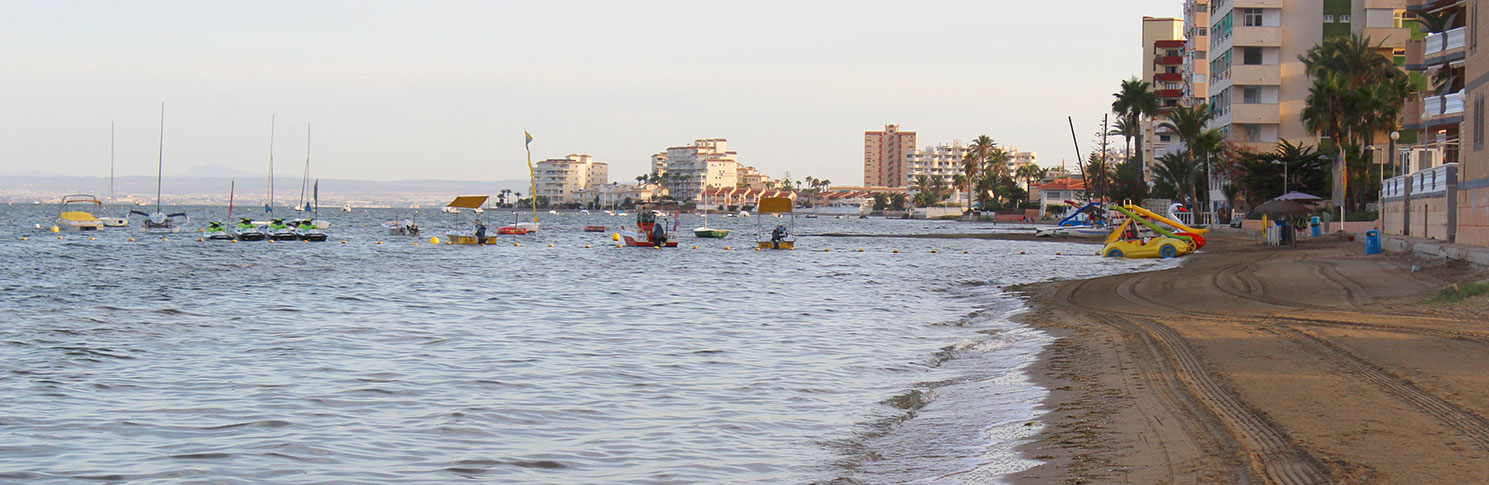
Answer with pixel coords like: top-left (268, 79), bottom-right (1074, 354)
top-left (0, 205), bottom-right (1172, 483)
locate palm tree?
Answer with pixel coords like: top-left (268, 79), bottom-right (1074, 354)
top-left (1015, 164), bottom-right (1046, 193)
top-left (1152, 152), bottom-right (1197, 206)
top-left (1190, 128), bottom-right (1227, 211)
top-left (1158, 103), bottom-right (1215, 209)
top-left (1112, 78), bottom-right (1160, 164)
top-left (952, 174), bottom-right (967, 209)
top-left (912, 175), bottom-right (946, 208)
top-left (1300, 34), bottom-right (1408, 212)
top-left (964, 135), bottom-right (997, 212)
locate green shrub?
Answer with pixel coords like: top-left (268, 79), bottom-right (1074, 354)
top-left (1428, 281), bottom-right (1489, 304)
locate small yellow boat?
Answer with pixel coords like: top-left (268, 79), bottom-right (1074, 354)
top-left (755, 197), bottom-right (795, 250)
top-left (56, 194), bottom-right (104, 231)
top-left (443, 195), bottom-right (498, 245)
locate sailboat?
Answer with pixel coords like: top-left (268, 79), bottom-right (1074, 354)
top-left (260, 115), bottom-right (296, 241)
top-left (129, 103), bottom-right (188, 232)
top-left (98, 121), bottom-right (128, 227)
top-left (693, 212), bottom-right (729, 238)
top-left (205, 179), bottom-right (237, 241)
top-left (505, 130), bottom-right (539, 234)
top-left (290, 124), bottom-right (328, 241)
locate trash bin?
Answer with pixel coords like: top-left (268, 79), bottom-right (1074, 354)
top-left (1276, 219), bottom-right (1290, 243)
top-left (1309, 216), bottom-right (1322, 237)
top-left (1365, 230), bottom-right (1382, 255)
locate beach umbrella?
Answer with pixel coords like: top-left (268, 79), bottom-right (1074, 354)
top-left (1274, 191), bottom-right (1323, 201)
top-left (1249, 198), bottom-right (1314, 218)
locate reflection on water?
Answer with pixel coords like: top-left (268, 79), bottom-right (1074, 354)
top-left (0, 205), bottom-right (1172, 483)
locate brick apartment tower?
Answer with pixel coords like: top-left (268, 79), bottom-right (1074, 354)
top-left (864, 124), bottom-right (917, 187)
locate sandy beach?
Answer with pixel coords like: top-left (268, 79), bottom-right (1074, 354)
top-left (1011, 230), bottom-right (1489, 483)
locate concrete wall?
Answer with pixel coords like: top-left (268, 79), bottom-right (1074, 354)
top-left (1461, 185), bottom-right (1489, 245)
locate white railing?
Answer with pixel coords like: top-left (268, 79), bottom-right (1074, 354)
top-left (1412, 163), bottom-right (1457, 196)
top-left (1425, 26), bottom-right (1467, 56)
top-left (1422, 91), bottom-right (1465, 117)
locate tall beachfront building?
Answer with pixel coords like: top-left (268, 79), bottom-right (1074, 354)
top-left (864, 124), bottom-right (917, 187)
top-left (1142, 16), bottom-right (1186, 173)
top-left (534, 154), bottom-right (608, 205)
top-left (1183, 1), bottom-right (1211, 108)
top-left (651, 138), bottom-right (740, 202)
top-left (1381, 0), bottom-right (1487, 246)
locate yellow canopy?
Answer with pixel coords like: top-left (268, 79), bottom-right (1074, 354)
top-left (446, 196), bottom-right (490, 209)
top-left (757, 197), bottom-right (793, 214)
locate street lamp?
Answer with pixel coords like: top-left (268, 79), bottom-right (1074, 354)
top-left (1272, 159), bottom-right (1286, 194)
top-left (1389, 131), bottom-right (1401, 179)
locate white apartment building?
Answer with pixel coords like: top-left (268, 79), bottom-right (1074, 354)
top-left (904, 141), bottom-right (968, 187)
top-left (574, 183), bottom-right (657, 208)
top-left (651, 138), bottom-right (740, 202)
top-left (534, 154), bottom-right (608, 205)
top-left (904, 142), bottom-right (1037, 187)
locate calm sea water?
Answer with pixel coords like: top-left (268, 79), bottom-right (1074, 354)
top-left (0, 204), bottom-right (1172, 483)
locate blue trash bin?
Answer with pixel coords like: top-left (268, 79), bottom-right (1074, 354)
top-left (1309, 216), bottom-right (1322, 237)
top-left (1365, 230), bottom-right (1382, 255)
top-left (1276, 219), bottom-right (1290, 243)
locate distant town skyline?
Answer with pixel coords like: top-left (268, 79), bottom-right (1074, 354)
top-left (1, 0), bottom-right (1178, 185)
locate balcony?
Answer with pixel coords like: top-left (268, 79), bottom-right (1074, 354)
top-left (1232, 26), bottom-right (1282, 47)
top-left (1231, 103), bottom-right (1281, 124)
top-left (1231, 64), bottom-right (1281, 85)
top-left (1155, 89), bottom-right (1185, 98)
top-left (1423, 26), bottom-right (1466, 56)
top-left (1155, 55), bottom-right (1183, 65)
top-left (1361, 27), bottom-right (1407, 50)
top-left (1235, 0), bottom-right (1283, 7)
top-left (1422, 91), bottom-right (1465, 118)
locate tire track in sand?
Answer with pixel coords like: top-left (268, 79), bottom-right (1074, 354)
top-left (1109, 274), bottom-right (1329, 484)
top-left (1265, 325), bottom-right (1489, 451)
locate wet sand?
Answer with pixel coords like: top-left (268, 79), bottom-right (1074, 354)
top-left (1011, 230), bottom-right (1489, 483)
top-left (814, 232), bottom-right (1087, 242)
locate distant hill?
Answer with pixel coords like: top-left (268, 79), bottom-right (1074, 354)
top-left (0, 174), bottom-right (534, 206)
top-left (175, 164), bottom-right (261, 178)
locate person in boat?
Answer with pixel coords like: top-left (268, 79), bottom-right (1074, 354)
top-left (771, 224), bottom-right (787, 249)
top-left (651, 219), bottom-right (666, 247)
top-left (474, 218), bottom-right (487, 245)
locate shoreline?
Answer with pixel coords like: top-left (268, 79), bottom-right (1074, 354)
top-left (1006, 230), bottom-right (1489, 483)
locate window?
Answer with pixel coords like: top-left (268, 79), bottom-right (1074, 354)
top-left (1199, 27), bottom-right (1208, 36)
top-left (1324, 14), bottom-right (1334, 23)
top-left (1166, 66), bottom-right (1179, 73)
top-left (1159, 135), bottom-right (1172, 142)
top-left (1243, 46), bottom-right (1263, 65)
top-left (1476, 93), bottom-right (1485, 151)
top-left (1166, 82), bottom-right (1182, 90)
top-left (1243, 86), bottom-right (1261, 103)
top-left (1166, 49), bottom-right (1181, 57)
top-left (1244, 8), bottom-right (1263, 27)
top-left (1339, 14), bottom-right (1350, 23)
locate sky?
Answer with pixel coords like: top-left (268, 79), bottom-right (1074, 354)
top-left (1, 0), bottom-right (1182, 185)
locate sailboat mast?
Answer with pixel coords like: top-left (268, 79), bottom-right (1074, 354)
top-left (228, 178), bottom-right (235, 219)
top-left (109, 121), bottom-right (115, 212)
top-left (155, 103), bottom-right (165, 212)
top-left (525, 131), bottom-right (538, 224)
top-left (268, 114), bottom-right (276, 216)
top-left (299, 123), bottom-right (310, 213)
